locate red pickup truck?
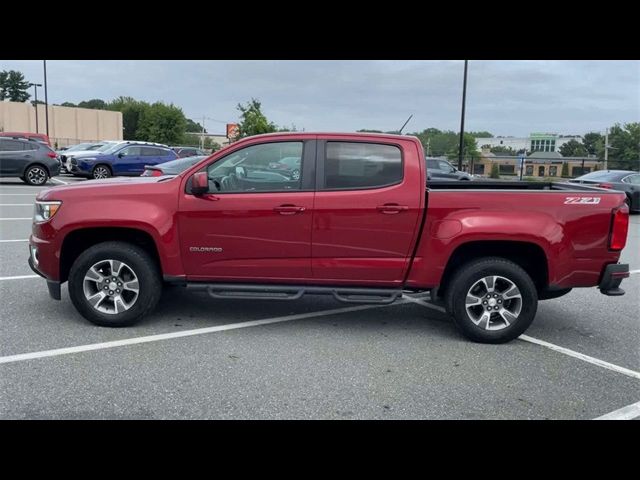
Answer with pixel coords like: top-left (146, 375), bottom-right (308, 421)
top-left (28, 132), bottom-right (630, 343)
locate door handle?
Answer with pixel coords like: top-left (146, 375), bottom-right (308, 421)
top-left (377, 204), bottom-right (409, 214)
top-left (274, 204), bottom-right (306, 215)
top-left (201, 194), bottom-right (220, 201)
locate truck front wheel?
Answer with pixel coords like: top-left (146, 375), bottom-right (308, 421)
top-left (445, 257), bottom-right (538, 343)
top-left (68, 241), bottom-right (162, 327)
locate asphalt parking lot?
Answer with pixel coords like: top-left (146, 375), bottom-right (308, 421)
top-left (1, 175), bottom-right (638, 420)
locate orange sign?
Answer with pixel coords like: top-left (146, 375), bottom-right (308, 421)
top-left (226, 123), bottom-right (239, 139)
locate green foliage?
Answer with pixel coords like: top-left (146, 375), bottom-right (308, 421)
top-left (409, 128), bottom-right (478, 158)
top-left (0, 70), bottom-right (31, 102)
top-left (236, 98), bottom-right (278, 138)
top-left (582, 132), bottom-right (603, 157)
top-left (60, 102), bottom-right (77, 107)
top-left (136, 102), bottom-right (187, 145)
top-left (559, 139), bottom-right (587, 157)
top-left (357, 129), bottom-right (384, 133)
top-left (203, 137), bottom-right (221, 152)
top-left (490, 145), bottom-right (517, 155)
top-left (186, 118), bottom-right (205, 133)
top-left (467, 131), bottom-right (493, 138)
top-left (607, 122), bottom-right (640, 170)
top-left (77, 99), bottom-right (108, 110)
top-left (108, 96), bottom-right (149, 140)
top-left (561, 162), bottom-right (569, 177)
top-left (489, 163), bottom-right (500, 179)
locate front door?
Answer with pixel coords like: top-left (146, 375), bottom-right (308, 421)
top-left (114, 146), bottom-right (143, 175)
top-left (312, 140), bottom-right (422, 285)
top-left (178, 140), bottom-right (316, 281)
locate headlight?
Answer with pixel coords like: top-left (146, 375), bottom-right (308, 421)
top-left (33, 201), bottom-right (62, 222)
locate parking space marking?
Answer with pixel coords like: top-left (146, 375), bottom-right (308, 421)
top-left (0, 301), bottom-right (407, 366)
top-left (51, 178), bottom-right (69, 185)
top-left (0, 218), bottom-right (31, 221)
top-left (0, 275), bottom-right (39, 281)
top-left (405, 296), bottom-right (640, 381)
top-left (594, 400), bottom-right (640, 420)
top-left (0, 194), bottom-right (37, 196)
top-left (629, 269), bottom-right (640, 275)
top-left (0, 204), bottom-right (33, 206)
top-left (0, 239), bottom-right (28, 243)
top-left (519, 334), bottom-right (640, 380)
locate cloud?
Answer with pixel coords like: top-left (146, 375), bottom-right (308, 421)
top-left (1, 60), bottom-right (638, 136)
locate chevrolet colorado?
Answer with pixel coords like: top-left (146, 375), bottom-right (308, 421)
top-left (28, 132), bottom-right (630, 343)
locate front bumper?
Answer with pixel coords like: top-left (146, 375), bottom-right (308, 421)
top-left (598, 263), bottom-right (629, 296)
top-left (28, 244), bottom-right (61, 300)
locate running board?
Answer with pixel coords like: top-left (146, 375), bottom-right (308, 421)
top-left (187, 283), bottom-right (403, 305)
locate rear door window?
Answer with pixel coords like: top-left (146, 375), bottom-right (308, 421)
top-left (322, 142), bottom-right (402, 190)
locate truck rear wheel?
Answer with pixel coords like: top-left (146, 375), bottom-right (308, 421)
top-left (445, 257), bottom-right (538, 343)
top-left (68, 241), bottom-right (162, 327)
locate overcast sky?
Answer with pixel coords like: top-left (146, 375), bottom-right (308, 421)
top-left (1, 60), bottom-right (638, 137)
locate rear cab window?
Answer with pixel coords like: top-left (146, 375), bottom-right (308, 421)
top-left (321, 142), bottom-right (403, 190)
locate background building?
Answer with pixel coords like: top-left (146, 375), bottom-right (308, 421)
top-left (475, 132), bottom-right (584, 153)
top-left (0, 101), bottom-right (123, 148)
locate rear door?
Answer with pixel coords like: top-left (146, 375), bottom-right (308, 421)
top-left (312, 139), bottom-right (423, 285)
top-left (0, 139), bottom-right (30, 175)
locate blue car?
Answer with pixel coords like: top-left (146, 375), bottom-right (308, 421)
top-left (68, 141), bottom-right (179, 179)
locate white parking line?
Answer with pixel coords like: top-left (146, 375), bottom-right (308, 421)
top-left (0, 275), bottom-right (39, 281)
top-left (629, 270), bottom-right (640, 275)
top-left (51, 178), bottom-right (68, 185)
top-left (0, 301), bottom-right (407, 365)
top-left (0, 218), bottom-right (31, 221)
top-left (0, 194), bottom-right (37, 196)
top-left (0, 239), bottom-right (28, 243)
top-left (594, 400), bottom-right (640, 420)
top-left (0, 204), bottom-right (33, 206)
top-left (406, 297), bottom-right (640, 381)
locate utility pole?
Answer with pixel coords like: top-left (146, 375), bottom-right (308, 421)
top-left (29, 83), bottom-right (42, 133)
top-left (43, 61), bottom-right (50, 137)
top-left (458, 60), bottom-right (468, 170)
top-left (604, 128), bottom-right (609, 170)
top-left (201, 115), bottom-right (205, 150)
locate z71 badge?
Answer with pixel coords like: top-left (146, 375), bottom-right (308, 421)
top-left (564, 197), bottom-right (601, 205)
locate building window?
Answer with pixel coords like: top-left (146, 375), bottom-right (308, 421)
top-left (572, 166), bottom-right (591, 176)
top-left (538, 166), bottom-right (545, 176)
top-left (525, 165), bottom-right (533, 175)
top-left (499, 164), bottom-right (515, 175)
top-left (549, 166), bottom-right (558, 176)
top-left (474, 164), bottom-right (485, 174)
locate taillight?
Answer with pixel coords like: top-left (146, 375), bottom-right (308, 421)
top-left (609, 206), bottom-right (629, 251)
top-left (598, 183), bottom-right (613, 189)
top-left (47, 152), bottom-right (57, 158)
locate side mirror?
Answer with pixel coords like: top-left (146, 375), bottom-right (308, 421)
top-left (118, 152), bottom-right (124, 158)
top-left (191, 171), bottom-right (209, 195)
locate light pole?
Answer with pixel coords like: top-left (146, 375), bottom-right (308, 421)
top-left (458, 60), bottom-right (468, 171)
top-left (29, 83), bottom-right (43, 133)
top-left (43, 60), bottom-right (50, 137)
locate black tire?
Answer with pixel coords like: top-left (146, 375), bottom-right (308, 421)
top-left (92, 164), bottom-right (112, 179)
top-left (68, 241), bottom-right (162, 327)
top-left (538, 288), bottom-right (572, 300)
top-left (444, 257), bottom-right (538, 343)
top-left (23, 165), bottom-right (49, 186)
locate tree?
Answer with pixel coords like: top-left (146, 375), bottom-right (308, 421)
top-left (467, 131), bottom-right (493, 138)
top-left (236, 98), bottom-right (277, 138)
top-left (203, 137), bottom-right (221, 152)
top-left (186, 118), bottom-right (205, 133)
top-left (108, 96), bottom-right (150, 140)
top-left (60, 102), bottom-right (77, 107)
top-left (582, 132), bottom-right (603, 157)
top-left (561, 162), bottom-right (569, 177)
top-left (490, 145), bottom-right (517, 155)
top-left (0, 70), bottom-right (31, 102)
top-left (77, 99), bottom-right (108, 110)
top-left (489, 163), bottom-right (500, 179)
top-left (606, 122), bottom-right (640, 170)
top-left (136, 102), bottom-right (187, 145)
top-left (559, 139), bottom-right (587, 157)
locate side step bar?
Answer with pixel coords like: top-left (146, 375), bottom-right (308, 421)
top-left (187, 283), bottom-right (403, 305)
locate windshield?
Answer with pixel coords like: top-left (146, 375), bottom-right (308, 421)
top-left (65, 143), bottom-right (93, 152)
top-left (99, 142), bottom-right (124, 153)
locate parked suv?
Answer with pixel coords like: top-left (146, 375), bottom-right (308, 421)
top-left (68, 141), bottom-right (178, 179)
top-left (426, 158), bottom-right (473, 181)
top-left (0, 137), bottom-right (60, 185)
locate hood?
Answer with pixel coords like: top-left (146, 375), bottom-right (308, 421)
top-left (65, 150), bottom-right (106, 158)
top-left (36, 175), bottom-right (179, 201)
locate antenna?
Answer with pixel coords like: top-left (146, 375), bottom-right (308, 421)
top-left (398, 114), bottom-right (413, 134)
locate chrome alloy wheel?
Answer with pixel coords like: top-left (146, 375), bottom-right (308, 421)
top-left (82, 259), bottom-right (140, 314)
top-left (27, 167), bottom-right (47, 185)
top-left (93, 166), bottom-right (110, 179)
top-left (465, 275), bottom-right (522, 331)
